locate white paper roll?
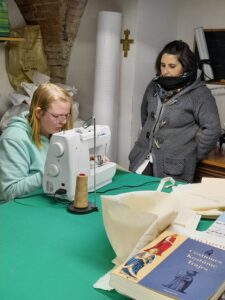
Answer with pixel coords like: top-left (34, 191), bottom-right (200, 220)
top-left (195, 27), bottom-right (214, 80)
top-left (93, 11), bottom-right (122, 161)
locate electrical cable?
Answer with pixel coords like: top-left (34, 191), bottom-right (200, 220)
top-left (13, 188), bottom-right (70, 206)
top-left (14, 192), bottom-right (44, 199)
top-left (14, 179), bottom-right (171, 206)
top-left (89, 179), bottom-right (163, 194)
top-left (50, 188), bottom-right (70, 204)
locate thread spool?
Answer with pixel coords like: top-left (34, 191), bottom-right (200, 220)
top-left (73, 173), bottom-right (88, 209)
top-left (67, 173), bottom-right (98, 215)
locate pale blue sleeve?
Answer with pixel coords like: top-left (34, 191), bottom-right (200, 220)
top-left (0, 138), bottom-right (42, 202)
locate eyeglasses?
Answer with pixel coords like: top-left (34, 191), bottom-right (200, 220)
top-left (46, 111), bottom-right (71, 122)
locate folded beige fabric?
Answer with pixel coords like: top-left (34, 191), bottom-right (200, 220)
top-left (171, 180), bottom-right (225, 217)
top-left (127, 211), bottom-right (177, 261)
top-left (101, 188), bottom-right (196, 265)
top-left (100, 176), bottom-right (202, 265)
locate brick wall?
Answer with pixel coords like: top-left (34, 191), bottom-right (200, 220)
top-left (14, 0), bottom-right (88, 83)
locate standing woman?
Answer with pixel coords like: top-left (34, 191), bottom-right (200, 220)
top-left (0, 83), bottom-right (74, 202)
top-left (129, 40), bottom-right (221, 182)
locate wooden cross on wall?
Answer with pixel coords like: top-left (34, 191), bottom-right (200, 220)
top-left (120, 29), bottom-right (134, 58)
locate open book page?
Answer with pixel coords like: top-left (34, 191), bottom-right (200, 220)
top-left (183, 228), bottom-right (225, 251)
top-left (205, 212), bottom-right (225, 239)
top-left (171, 210), bottom-right (225, 250)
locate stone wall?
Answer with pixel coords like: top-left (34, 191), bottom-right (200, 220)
top-left (14, 0), bottom-right (87, 83)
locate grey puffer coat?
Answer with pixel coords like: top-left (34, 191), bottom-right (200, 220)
top-left (129, 76), bottom-right (221, 182)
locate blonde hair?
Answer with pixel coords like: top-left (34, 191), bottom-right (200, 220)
top-left (28, 83), bottom-right (74, 148)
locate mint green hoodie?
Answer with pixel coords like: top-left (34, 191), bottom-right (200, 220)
top-left (0, 112), bottom-right (49, 202)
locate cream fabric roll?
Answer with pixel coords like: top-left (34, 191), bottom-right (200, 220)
top-left (93, 11), bottom-right (122, 161)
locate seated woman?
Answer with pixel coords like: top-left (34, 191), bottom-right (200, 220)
top-left (0, 83), bottom-right (74, 202)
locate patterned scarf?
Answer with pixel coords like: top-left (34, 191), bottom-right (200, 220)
top-left (157, 86), bottom-right (182, 102)
top-left (154, 71), bottom-right (197, 102)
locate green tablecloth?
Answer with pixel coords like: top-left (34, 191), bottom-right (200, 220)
top-left (0, 170), bottom-right (212, 300)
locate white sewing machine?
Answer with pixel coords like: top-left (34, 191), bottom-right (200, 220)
top-left (43, 125), bottom-right (117, 201)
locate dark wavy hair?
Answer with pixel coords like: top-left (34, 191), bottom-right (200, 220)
top-left (155, 40), bottom-right (197, 76)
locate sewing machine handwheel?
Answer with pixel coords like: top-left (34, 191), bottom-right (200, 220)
top-left (52, 142), bottom-right (64, 157)
top-left (47, 164), bottom-right (60, 177)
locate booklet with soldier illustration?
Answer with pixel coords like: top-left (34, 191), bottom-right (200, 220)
top-left (110, 230), bottom-right (225, 300)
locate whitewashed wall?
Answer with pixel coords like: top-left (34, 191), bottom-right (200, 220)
top-left (114, 0), bottom-right (137, 166)
top-left (177, 0), bottom-right (225, 48)
top-left (67, 0), bottom-right (122, 121)
top-left (177, 0), bottom-right (225, 130)
top-left (130, 0), bottom-right (179, 164)
top-left (67, 0), bottom-right (138, 164)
